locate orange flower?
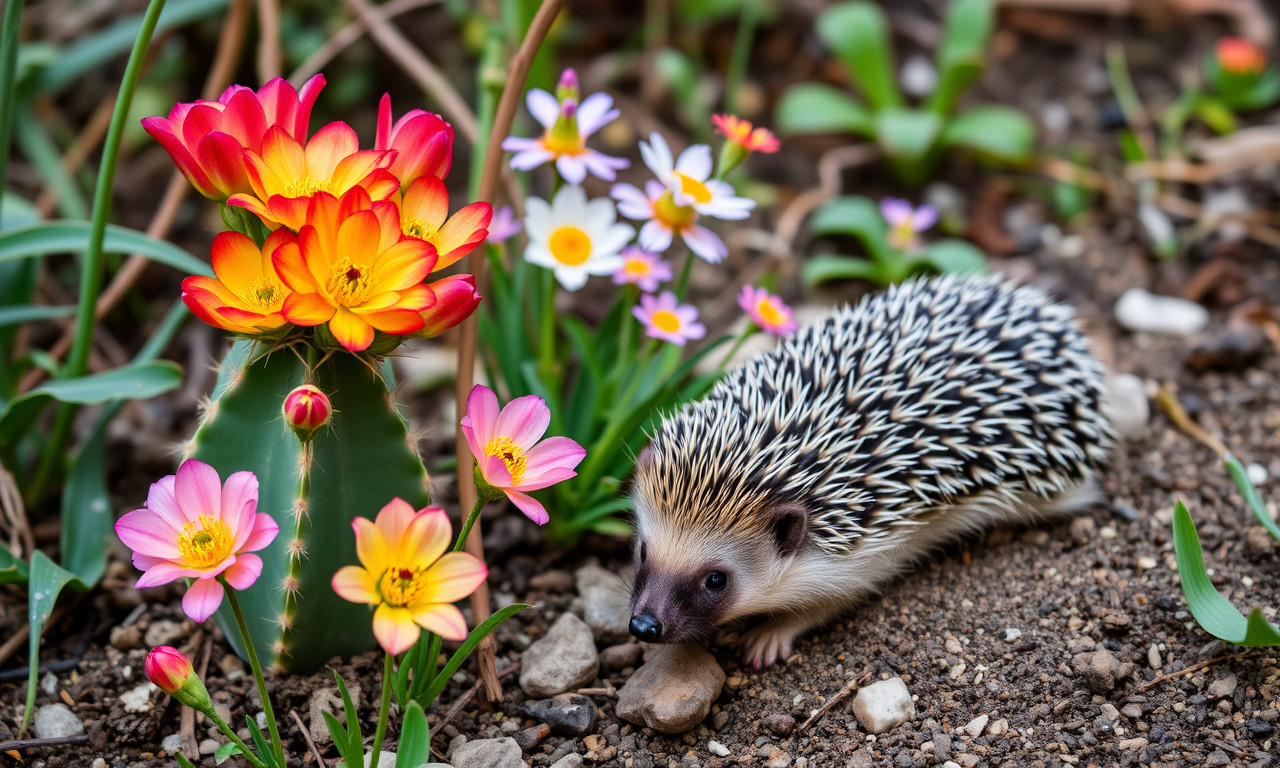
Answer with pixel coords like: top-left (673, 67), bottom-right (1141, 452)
top-left (416, 274), bottom-right (481, 338)
top-left (1218, 38), bottom-right (1267, 76)
top-left (271, 192), bottom-right (438, 352)
top-left (229, 122), bottom-right (400, 231)
top-left (711, 114), bottom-right (780, 153)
top-left (397, 177), bottom-right (492, 271)
top-left (181, 229), bottom-right (296, 336)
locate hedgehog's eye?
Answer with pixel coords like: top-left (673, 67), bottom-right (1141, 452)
top-left (704, 571), bottom-right (728, 592)
top-left (639, 542), bottom-right (648, 563)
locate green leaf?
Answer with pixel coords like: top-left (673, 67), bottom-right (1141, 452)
top-left (875, 109), bottom-right (942, 164)
top-left (328, 670), bottom-right (364, 767)
top-left (0, 221), bottom-right (212, 276)
top-left (928, 0), bottom-right (993, 115)
top-left (418, 603), bottom-right (529, 705)
top-left (33, 360), bottom-right (184, 403)
top-left (395, 701), bottom-right (432, 768)
top-left (1223, 453), bottom-right (1280, 543)
top-left (940, 105), bottom-right (1035, 162)
top-left (803, 255), bottom-right (891, 286)
top-left (214, 741), bottom-right (242, 764)
top-left (916, 240), bottom-right (987, 275)
top-left (774, 84), bottom-right (872, 136)
top-left (14, 107), bottom-right (89, 219)
top-left (1173, 501), bottom-right (1280, 647)
top-left (60, 409), bottom-right (115, 585)
top-left (176, 753), bottom-right (199, 768)
top-left (816, 1), bottom-right (901, 110)
top-left (809, 196), bottom-right (896, 266)
top-left (0, 546), bottom-right (28, 585)
top-left (22, 551), bottom-right (87, 732)
top-left (0, 304), bottom-right (77, 328)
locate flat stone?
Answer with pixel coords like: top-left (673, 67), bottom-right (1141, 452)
top-left (310, 682), bottom-right (362, 746)
top-left (600, 642), bottom-right (644, 672)
top-left (512, 722), bottom-right (549, 749)
top-left (851, 677), bottom-right (916, 734)
top-left (160, 733), bottom-right (183, 754)
top-left (616, 644), bottom-right (725, 734)
top-left (550, 755), bottom-right (584, 768)
top-left (961, 714), bottom-right (989, 738)
top-left (575, 564), bottom-right (632, 644)
top-left (1208, 675), bottom-right (1238, 698)
top-left (120, 682), bottom-right (156, 713)
top-left (846, 749), bottom-right (874, 768)
top-left (144, 619), bottom-right (189, 648)
top-left (519, 613), bottom-right (599, 697)
top-left (1115, 288), bottom-right (1208, 336)
top-left (1073, 648), bottom-right (1133, 693)
top-left (451, 737), bottom-right (526, 768)
top-left (199, 739), bottom-right (220, 755)
top-left (33, 704), bottom-right (84, 739)
top-left (521, 693), bottom-right (599, 736)
top-left (986, 718), bottom-right (1008, 737)
top-left (109, 624), bottom-right (142, 651)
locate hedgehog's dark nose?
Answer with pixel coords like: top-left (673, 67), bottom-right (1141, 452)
top-left (629, 612), bottom-right (662, 642)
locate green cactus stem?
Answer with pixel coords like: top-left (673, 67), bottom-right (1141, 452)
top-left (188, 341), bottom-right (429, 672)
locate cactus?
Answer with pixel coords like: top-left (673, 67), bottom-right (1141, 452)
top-left (187, 341), bottom-right (429, 672)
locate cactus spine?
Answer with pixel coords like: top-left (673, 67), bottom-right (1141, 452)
top-left (188, 341), bottom-right (429, 672)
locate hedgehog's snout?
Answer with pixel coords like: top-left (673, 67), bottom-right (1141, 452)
top-left (629, 611), bottom-right (662, 642)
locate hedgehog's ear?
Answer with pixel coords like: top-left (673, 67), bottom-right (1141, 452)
top-left (769, 503), bottom-right (808, 558)
top-left (636, 445), bottom-right (654, 473)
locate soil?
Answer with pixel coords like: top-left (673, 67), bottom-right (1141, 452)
top-left (4, 3), bottom-right (1280, 768)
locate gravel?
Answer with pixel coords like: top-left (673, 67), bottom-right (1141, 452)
top-left (519, 613), bottom-right (599, 697)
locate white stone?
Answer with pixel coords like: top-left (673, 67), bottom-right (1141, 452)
top-left (40, 672), bottom-right (57, 695)
top-left (1004, 628), bottom-right (1022, 642)
top-left (961, 714), bottom-right (990, 738)
top-left (708, 740), bottom-right (731, 757)
top-left (32, 704), bottom-right (84, 739)
top-left (519, 613), bottom-right (599, 697)
top-left (1114, 288), bottom-right (1209, 337)
top-left (451, 737), bottom-right (526, 768)
top-left (1104, 374), bottom-right (1149, 439)
top-left (1247, 463), bottom-right (1268, 486)
top-left (120, 682), bottom-right (157, 713)
top-left (550, 755), bottom-right (583, 768)
top-left (160, 733), bottom-right (184, 754)
top-left (900, 55), bottom-right (938, 97)
top-left (850, 677), bottom-right (915, 734)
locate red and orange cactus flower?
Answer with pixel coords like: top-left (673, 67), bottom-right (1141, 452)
top-left (711, 114), bottom-right (781, 154)
top-left (416, 274), bottom-right (482, 338)
top-left (142, 75), bottom-right (325, 201)
top-left (1217, 38), bottom-right (1267, 76)
top-left (181, 229), bottom-right (296, 336)
top-left (376, 94), bottom-right (454, 189)
top-left (229, 122), bottom-right (400, 231)
top-left (331, 498), bottom-right (489, 655)
top-left (271, 192), bottom-right (438, 352)
top-left (397, 177), bottom-right (492, 271)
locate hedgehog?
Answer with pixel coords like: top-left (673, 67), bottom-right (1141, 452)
top-left (627, 274), bottom-right (1114, 669)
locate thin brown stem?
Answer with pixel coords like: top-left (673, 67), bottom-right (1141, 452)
top-left (287, 0), bottom-right (443, 87)
top-left (256, 0), bottom-right (282, 80)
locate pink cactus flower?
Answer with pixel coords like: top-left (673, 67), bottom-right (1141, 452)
top-left (460, 385), bottom-right (587, 525)
top-left (114, 460), bottom-right (279, 623)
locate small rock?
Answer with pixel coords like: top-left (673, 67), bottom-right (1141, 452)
top-left (33, 704), bottom-right (84, 739)
top-left (986, 718), bottom-right (1008, 737)
top-left (92, 759), bottom-right (108, 768)
top-left (1244, 526), bottom-right (1276, 557)
top-left (519, 613), bottom-right (599, 697)
top-left (310, 683), bottom-right (362, 746)
top-left (942, 763), bottom-right (962, 768)
top-left (513, 723), bottom-right (550, 749)
top-left (708, 740), bottom-right (730, 757)
top-left (1101, 611), bottom-right (1132, 635)
top-left (762, 712), bottom-right (796, 737)
top-left (846, 750), bottom-right (874, 768)
top-left (338, 752), bottom-right (397, 768)
top-left (851, 677), bottom-right (915, 734)
top-left (144, 619), bottom-right (189, 648)
top-left (1184, 323), bottom-right (1265, 373)
top-left (199, 739), bottom-right (220, 755)
top-left (219, 654), bottom-right (246, 682)
top-left (1136, 556), bottom-right (1158, 569)
top-left (1003, 628), bottom-right (1022, 642)
top-left (550, 756), bottom-right (584, 768)
top-left (160, 733), bottom-right (184, 754)
top-left (575, 564), bottom-right (632, 644)
top-left (600, 642), bottom-right (643, 672)
top-left (1104, 374), bottom-right (1149, 439)
top-left (961, 714), bottom-right (989, 738)
top-left (1073, 648), bottom-right (1133, 693)
top-left (1069, 516), bottom-right (1096, 547)
top-left (109, 624), bottom-right (143, 651)
top-left (616, 644), bottom-right (725, 734)
top-left (900, 54), bottom-right (938, 97)
top-left (40, 672), bottom-right (57, 695)
top-left (758, 745), bottom-right (791, 768)
top-left (1247, 463), bottom-right (1269, 486)
top-left (1208, 675), bottom-right (1238, 698)
top-left (451, 738), bottom-right (525, 768)
top-left (1148, 644), bottom-right (1162, 670)
top-left (120, 682), bottom-right (157, 713)
top-left (522, 694), bottom-right (599, 736)
top-left (1207, 749), bottom-right (1232, 767)
top-left (528, 569), bottom-right (575, 593)
top-left (1115, 288), bottom-right (1208, 337)
top-left (1118, 737), bottom-right (1148, 750)
top-left (1121, 703), bottom-right (1143, 719)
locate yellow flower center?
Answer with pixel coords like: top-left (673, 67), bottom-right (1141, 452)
top-left (377, 564), bottom-right (428, 607)
top-left (650, 310), bottom-right (681, 334)
top-left (756, 298), bottom-right (786, 327)
top-left (624, 258), bottom-right (652, 277)
top-left (177, 515), bottom-right (234, 569)
top-left (653, 191), bottom-right (697, 230)
top-left (542, 131), bottom-right (585, 156)
top-left (283, 176), bottom-right (335, 198)
top-left (672, 172), bottom-right (713, 205)
top-left (402, 217), bottom-right (438, 243)
top-left (326, 259), bottom-right (372, 307)
top-left (548, 226), bottom-right (592, 266)
top-left (888, 221), bottom-right (918, 251)
top-left (484, 436), bottom-right (527, 485)
top-left (242, 276), bottom-right (286, 313)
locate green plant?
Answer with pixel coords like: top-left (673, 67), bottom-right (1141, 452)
top-left (775, 0), bottom-right (1034, 185)
top-left (802, 196), bottom-right (986, 287)
top-left (1172, 453), bottom-right (1280, 647)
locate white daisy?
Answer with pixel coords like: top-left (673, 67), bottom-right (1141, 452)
top-left (611, 179), bottom-right (731, 263)
top-left (639, 132), bottom-right (755, 220)
top-left (501, 70), bottom-right (629, 185)
top-left (524, 185), bottom-right (634, 291)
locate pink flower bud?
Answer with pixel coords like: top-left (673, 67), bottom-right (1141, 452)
top-left (146, 646), bottom-right (193, 693)
top-left (283, 384), bottom-right (331, 441)
top-left (556, 68), bottom-right (579, 101)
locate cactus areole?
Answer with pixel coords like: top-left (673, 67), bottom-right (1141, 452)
top-left (189, 341), bottom-right (430, 672)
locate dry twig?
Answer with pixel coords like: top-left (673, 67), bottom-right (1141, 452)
top-left (290, 708), bottom-right (327, 766)
top-left (288, 0), bottom-right (443, 86)
top-left (1154, 384), bottom-right (1227, 456)
top-left (257, 0), bottom-right (282, 81)
top-left (798, 665), bottom-right (874, 732)
top-left (1134, 650), bottom-right (1251, 691)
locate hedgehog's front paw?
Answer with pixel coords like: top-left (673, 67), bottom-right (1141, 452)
top-left (742, 620), bottom-right (800, 670)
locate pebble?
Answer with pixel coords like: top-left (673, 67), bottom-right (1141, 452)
top-left (851, 677), bottom-right (916, 734)
top-left (160, 733), bottom-right (183, 754)
top-left (1148, 644), bottom-right (1162, 670)
top-left (521, 694), bottom-right (599, 736)
top-left (1137, 556), bottom-right (1158, 569)
top-left (1208, 675), bottom-right (1238, 698)
top-left (600, 642), bottom-right (644, 672)
top-left (310, 682), bottom-right (362, 746)
top-left (40, 672), bottom-right (56, 695)
top-left (616, 644), bottom-right (725, 734)
top-left (451, 737), bottom-right (526, 768)
top-left (33, 704), bottom-right (84, 739)
top-left (513, 723), bottom-right (550, 749)
top-left (120, 682), bottom-right (157, 713)
top-left (847, 749), bottom-right (874, 768)
top-left (550, 756), bottom-right (584, 768)
top-left (199, 739), bottom-right (220, 755)
top-left (339, 752), bottom-right (397, 768)
top-left (109, 624), bottom-right (142, 651)
top-left (1247, 463), bottom-right (1269, 486)
top-left (1073, 648), bottom-right (1133, 693)
top-left (92, 759), bottom-right (108, 768)
top-left (1118, 737), bottom-right (1149, 750)
top-left (527, 569), bottom-right (575, 593)
top-left (1114, 288), bottom-right (1209, 336)
top-left (1245, 526), bottom-right (1276, 556)
top-left (1069, 516), bottom-right (1095, 547)
top-left (961, 714), bottom-right (989, 738)
top-left (1003, 628), bottom-right (1022, 642)
top-left (519, 613), bottom-right (599, 697)
top-left (219, 654), bottom-right (246, 682)
top-left (762, 712), bottom-right (796, 736)
top-left (575, 564), bottom-right (632, 643)
top-left (1104, 374), bottom-right (1149, 439)
top-left (900, 54), bottom-right (938, 97)
top-left (986, 718), bottom-right (1008, 736)
top-left (144, 619), bottom-right (189, 648)
top-left (708, 740), bottom-right (730, 757)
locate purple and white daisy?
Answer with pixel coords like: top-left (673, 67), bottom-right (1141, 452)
top-left (611, 246), bottom-right (673, 292)
top-left (880, 198), bottom-right (938, 252)
top-left (500, 69), bottom-right (629, 185)
top-left (633, 291), bottom-right (706, 346)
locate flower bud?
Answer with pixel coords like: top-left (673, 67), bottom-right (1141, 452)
top-left (556, 68), bottom-right (579, 101)
top-left (283, 384), bottom-right (331, 441)
top-left (416, 275), bottom-right (482, 338)
top-left (146, 646), bottom-right (214, 713)
top-left (1217, 38), bottom-right (1266, 76)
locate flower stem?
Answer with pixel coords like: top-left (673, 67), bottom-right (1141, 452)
top-left (454, 498), bottom-right (487, 553)
top-left (368, 652), bottom-right (394, 764)
top-left (222, 581), bottom-right (286, 768)
top-left (717, 326), bottom-right (756, 371)
top-left (0, 0), bottom-right (27, 226)
top-left (201, 703), bottom-right (270, 768)
top-left (674, 249), bottom-right (696, 300)
top-left (723, 0), bottom-right (760, 116)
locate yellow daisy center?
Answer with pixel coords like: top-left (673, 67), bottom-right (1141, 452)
top-left (542, 131), bottom-right (585, 156)
top-left (888, 221), bottom-right (918, 251)
top-left (672, 171), bottom-right (713, 205)
top-left (756, 298), bottom-right (786, 327)
top-left (177, 515), bottom-right (234, 569)
top-left (283, 176), bottom-right (335, 198)
top-left (377, 564), bottom-right (429, 607)
top-left (484, 436), bottom-right (527, 485)
top-left (243, 276), bottom-right (286, 313)
top-left (624, 258), bottom-right (652, 277)
top-left (326, 259), bottom-right (372, 307)
top-left (651, 310), bottom-right (681, 334)
top-left (548, 226), bottom-right (592, 266)
top-left (402, 217), bottom-right (439, 243)
top-left (653, 191), bottom-right (697, 230)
